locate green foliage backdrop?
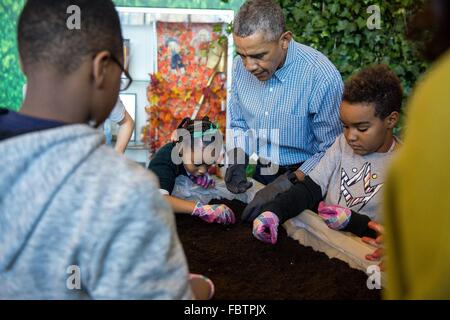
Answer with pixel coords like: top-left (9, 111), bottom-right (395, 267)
top-left (276, 0), bottom-right (427, 100)
top-left (1, 0), bottom-right (427, 117)
top-left (0, 0), bottom-right (26, 111)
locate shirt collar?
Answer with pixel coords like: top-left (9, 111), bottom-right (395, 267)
top-left (273, 40), bottom-right (296, 82)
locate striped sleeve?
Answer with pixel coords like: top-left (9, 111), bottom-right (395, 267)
top-left (300, 73), bottom-right (343, 173)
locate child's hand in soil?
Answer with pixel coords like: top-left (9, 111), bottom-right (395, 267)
top-left (192, 202), bottom-right (235, 224)
top-left (252, 211), bottom-right (279, 244)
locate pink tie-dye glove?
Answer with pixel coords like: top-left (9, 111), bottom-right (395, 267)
top-left (317, 201), bottom-right (352, 230)
top-left (192, 202), bottom-right (235, 224)
top-left (189, 173), bottom-right (215, 189)
top-left (252, 211), bottom-right (280, 244)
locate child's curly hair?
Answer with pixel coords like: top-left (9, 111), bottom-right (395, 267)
top-left (343, 64), bottom-right (403, 119)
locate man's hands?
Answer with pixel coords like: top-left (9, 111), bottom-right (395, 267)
top-left (294, 170), bottom-right (305, 182)
top-left (225, 164), bottom-right (253, 193)
top-left (241, 172), bottom-right (294, 222)
top-left (224, 148), bottom-right (253, 194)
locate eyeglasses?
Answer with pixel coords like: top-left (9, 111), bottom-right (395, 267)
top-left (109, 54), bottom-right (133, 91)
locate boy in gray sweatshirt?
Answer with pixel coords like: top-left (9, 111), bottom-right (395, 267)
top-left (0, 0), bottom-right (192, 299)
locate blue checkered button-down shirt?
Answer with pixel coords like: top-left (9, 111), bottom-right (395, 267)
top-left (228, 40), bottom-right (344, 173)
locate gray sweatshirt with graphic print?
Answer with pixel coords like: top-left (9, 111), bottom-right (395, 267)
top-left (309, 134), bottom-right (398, 222)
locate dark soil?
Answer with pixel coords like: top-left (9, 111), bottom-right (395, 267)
top-left (175, 199), bottom-right (381, 300)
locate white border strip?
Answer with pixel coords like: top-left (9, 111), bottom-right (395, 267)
top-left (116, 7), bottom-right (234, 23)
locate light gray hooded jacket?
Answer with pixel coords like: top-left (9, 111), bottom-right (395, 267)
top-left (0, 124), bottom-right (192, 299)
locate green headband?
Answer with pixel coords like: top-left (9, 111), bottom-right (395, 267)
top-left (192, 122), bottom-right (219, 139)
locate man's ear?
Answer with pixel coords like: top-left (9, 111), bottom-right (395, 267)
top-left (279, 31), bottom-right (292, 50)
top-left (92, 51), bottom-right (112, 89)
top-left (386, 111), bottom-right (400, 129)
top-left (18, 56), bottom-right (26, 75)
top-left (18, 56), bottom-right (31, 79)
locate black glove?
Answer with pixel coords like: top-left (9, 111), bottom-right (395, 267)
top-left (342, 211), bottom-right (378, 238)
top-left (224, 148), bottom-right (253, 194)
top-left (241, 172), bottom-right (296, 222)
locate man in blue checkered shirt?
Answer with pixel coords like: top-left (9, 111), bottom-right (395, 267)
top-left (225, 0), bottom-right (343, 196)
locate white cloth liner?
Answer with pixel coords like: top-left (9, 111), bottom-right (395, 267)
top-left (283, 211), bottom-right (386, 287)
top-left (284, 211), bottom-right (374, 271)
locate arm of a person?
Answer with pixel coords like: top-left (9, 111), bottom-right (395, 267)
top-left (262, 136), bottom-right (344, 222)
top-left (147, 144), bottom-right (178, 197)
top-left (165, 195), bottom-right (196, 214)
top-left (362, 221), bottom-right (384, 270)
top-left (114, 110), bottom-right (134, 154)
top-left (261, 176), bottom-right (323, 223)
top-left (342, 210), bottom-right (377, 238)
top-left (299, 74), bottom-right (344, 174)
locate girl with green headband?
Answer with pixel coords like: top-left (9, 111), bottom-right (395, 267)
top-left (148, 116), bottom-right (235, 224)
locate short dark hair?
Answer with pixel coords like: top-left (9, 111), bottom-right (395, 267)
top-left (18, 0), bottom-right (123, 74)
top-left (233, 0), bottom-right (286, 42)
top-left (343, 65), bottom-right (403, 119)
